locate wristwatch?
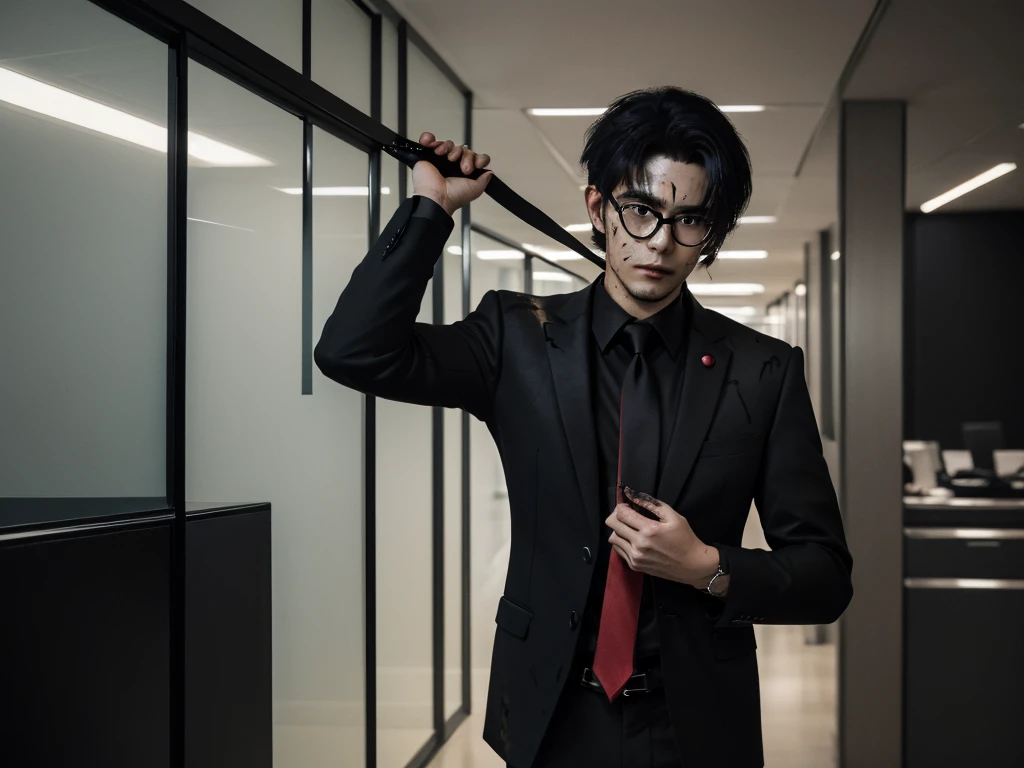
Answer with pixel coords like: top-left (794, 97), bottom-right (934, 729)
top-left (704, 563), bottom-right (728, 596)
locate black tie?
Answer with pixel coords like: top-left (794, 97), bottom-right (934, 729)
top-left (619, 322), bottom-right (661, 502)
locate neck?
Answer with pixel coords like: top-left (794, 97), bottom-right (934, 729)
top-left (603, 270), bottom-right (684, 320)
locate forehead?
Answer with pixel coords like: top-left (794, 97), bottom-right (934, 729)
top-left (613, 155), bottom-right (708, 197)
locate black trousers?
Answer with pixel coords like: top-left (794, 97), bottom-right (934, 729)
top-left (527, 660), bottom-right (682, 767)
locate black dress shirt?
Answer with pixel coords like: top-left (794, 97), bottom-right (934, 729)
top-left (578, 276), bottom-right (690, 663)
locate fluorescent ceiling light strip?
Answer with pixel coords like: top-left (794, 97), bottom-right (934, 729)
top-left (533, 271), bottom-right (574, 282)
top-left (716, 250), bottom-right (768, 259)
top-left (689, 283), bottom-right (765, 296)
top-left (738, 216), bottom-right (777, 224)
top-left (476, 250), bottom-right (525, 260)
top-left (530, 105), bottom-right (764, 116)
top-left (276, 186), bottom-right (392, 196)
top-left (0, 67), bottom-right (271, 167)
top-left (919, 163), bottom-right (1016, 213)
top-left (707, 306), bottom-right (757, 317)
top-left (528, 108), bottom-right (607, 116)
top-left (447, 246), bottom-right (463, 255)
top-left (522, 244), bottom-right (586, 261)
top-left (564, 223), bottom-right (593, 232)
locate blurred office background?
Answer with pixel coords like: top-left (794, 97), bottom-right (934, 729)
top-left (1, 1), bottom-right (1022, 767)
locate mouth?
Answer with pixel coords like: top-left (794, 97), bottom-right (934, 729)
top-left (634, 264), bottom-right (671, 278)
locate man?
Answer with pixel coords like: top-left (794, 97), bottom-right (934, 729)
top-left (315, 87), bottom-right (853, 768)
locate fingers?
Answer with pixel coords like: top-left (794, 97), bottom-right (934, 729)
top-left (609, 535), bottom-right (632, 568)
top-left (422, 134), bottom-right (492, 176)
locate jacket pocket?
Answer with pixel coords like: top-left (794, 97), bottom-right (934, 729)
top-left (699, 435), bottom-right (760, 459)
top-left (495, 595), bottom-right (533, 640)
top-left (712, 626), bottom-right (757, 660)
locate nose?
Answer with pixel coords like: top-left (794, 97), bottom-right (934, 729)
top-left (648, 220), bottom-right (675, 252)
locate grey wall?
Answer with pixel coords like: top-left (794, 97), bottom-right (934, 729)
top-left (838, 100), bottom-right (905, 768)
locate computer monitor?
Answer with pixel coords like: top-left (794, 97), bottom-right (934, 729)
top-left (962, 421), bottom-right (1003, 472)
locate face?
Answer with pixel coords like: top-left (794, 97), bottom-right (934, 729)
top-left (585, 155), bottom-right (709, 314)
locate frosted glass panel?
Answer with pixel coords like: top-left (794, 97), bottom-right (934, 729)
top-left (407, 38), bottom-right (467, 722)
top-left (0, 0), bottom-right (166, 502)
top-left (184, 62), bottom-right (368, 768)
top-left (311, 0), bottom-right (371, 114)
top-left (189, 0), bottom-right (303, 71)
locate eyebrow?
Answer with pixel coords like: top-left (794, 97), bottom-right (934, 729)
top-left (617, 187), bottom-right (707, 214)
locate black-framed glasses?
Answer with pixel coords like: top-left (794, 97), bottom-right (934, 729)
top-left (605, 193), bottom-right (713, 247)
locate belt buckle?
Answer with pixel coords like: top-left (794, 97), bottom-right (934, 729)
top-left (621, 672), bottom-right (649, 697)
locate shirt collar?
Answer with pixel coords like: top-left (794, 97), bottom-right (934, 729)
top-left (592, 276), bottom-right (687, 359)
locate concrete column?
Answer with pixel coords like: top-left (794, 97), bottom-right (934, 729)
top-left (838, 100), bottom-right (905, 768)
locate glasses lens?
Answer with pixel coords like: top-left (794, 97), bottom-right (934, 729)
top-left (673, 215), bottom-right (710, 246)
top-left (620, 204), bottom-right (660, 238)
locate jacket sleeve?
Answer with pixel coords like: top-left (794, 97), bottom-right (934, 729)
top-left (713, 346), bottom-right (854, 628)
top-left (314, 195), bottom-right (503, 424)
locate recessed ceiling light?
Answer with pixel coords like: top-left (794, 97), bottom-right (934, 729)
top-left (447, 246), bottom-right (462, 255)
top-left (527, 108), bottom-right (607, 116)
top-left (0, 67), bottom-right (272, 166)
top-left (276, 186), bottom-right (391, 195)
top-left (689, 283), bottom-right (765, 296)
top-left (565, 223), bottom-right (593, 232)
top-left (533, 271), bottom-right (574, 282)
top-left (720, 105), bottom-right (765, 113)
top-left (920, 163), bottom-right (1017, 213)
top-left (830, 251), bottom-right (841, 261)
top-left (794, 283), bottom-right (807, 296)
top-left (522, 244), bottom-right (585, 261)
top-left (707, 306), bottom-right (758, 317)
top-left (476, 250), bottom-right (525, 260)
top-left (716, 250), bottom-right (768, 259)
top-left (738, 216), bottom-right (777, 224)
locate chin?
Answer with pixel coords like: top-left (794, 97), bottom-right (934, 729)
top-left (625, 278), bottom-right (683, 304)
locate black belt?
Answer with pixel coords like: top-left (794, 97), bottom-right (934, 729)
top-left (579, 663), bottom-right (664, 697)
top-left (383, 139), bottom-right (603, 269)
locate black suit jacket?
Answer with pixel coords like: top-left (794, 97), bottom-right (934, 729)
top-left (315, 196), bottom-right (854, 768)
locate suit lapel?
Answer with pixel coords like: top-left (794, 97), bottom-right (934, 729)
top-left (656, 293), bottom-right (733, 510)
top-left (543, 283), bottom-right (601, 544)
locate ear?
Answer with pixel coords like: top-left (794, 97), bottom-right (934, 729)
top-left (584, 185), bottom-right (606, 234)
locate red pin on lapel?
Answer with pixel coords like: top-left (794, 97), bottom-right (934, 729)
top-left (701, 354), bottom-right (715, 368)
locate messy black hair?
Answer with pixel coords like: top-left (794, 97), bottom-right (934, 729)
top-left (579, 87), bottom-right (752, 266)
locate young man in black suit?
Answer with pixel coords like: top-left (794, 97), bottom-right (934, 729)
top-left (315, 87), bottom-right (853, 768)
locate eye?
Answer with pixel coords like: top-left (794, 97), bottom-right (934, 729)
top-left (679, 215), bottom-right (704, 226)
top-left (630, 205), bottom-right (655, 217)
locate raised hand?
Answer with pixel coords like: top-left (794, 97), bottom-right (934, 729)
top-left (411, 132), bottom-right (494, 217)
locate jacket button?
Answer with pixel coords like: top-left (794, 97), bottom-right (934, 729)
top-left (569, 611), bottom-right (578, 630)
top-left (582, 546), bottom-right (592, 564)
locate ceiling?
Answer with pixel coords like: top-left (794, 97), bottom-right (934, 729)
top-left (390, 0), bottom-right (1024, 315)
top-left (388, 0), bottom-right (879, 312)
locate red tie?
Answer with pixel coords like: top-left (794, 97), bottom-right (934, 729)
top-left (592, 322), bottom-right (660, 701)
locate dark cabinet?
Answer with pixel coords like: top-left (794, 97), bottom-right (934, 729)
top-left (0, 522), bottom-right (172, 768)
top-left (904, 510), bottom-right (1024, 768)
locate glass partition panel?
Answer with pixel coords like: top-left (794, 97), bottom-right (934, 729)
top-left (0, 0), bottom-right (167, 509)
top-left (407, 38), bottom-right (467, 722)
top-left (184, 62), bottom-right (368, 768)
top-left (311, 0), bottom-right (371, 115)
top-left (188, 0), bottom-right (303, 72)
